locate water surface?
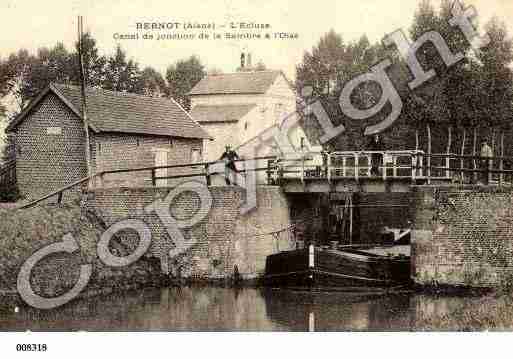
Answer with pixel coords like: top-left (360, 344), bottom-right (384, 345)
top-left (0, 287), bottom-right (500, 331)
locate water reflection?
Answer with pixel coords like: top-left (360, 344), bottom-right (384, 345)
top-left (0, 287), bottom-right (499, 331)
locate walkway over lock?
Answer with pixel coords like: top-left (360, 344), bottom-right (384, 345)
top-left (17, 150), bottom-right (513, 209)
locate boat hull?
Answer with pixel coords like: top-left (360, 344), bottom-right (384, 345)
top-left (263, 247), bottom-right (410, 289)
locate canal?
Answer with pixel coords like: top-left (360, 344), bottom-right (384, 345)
top-left (0, 287), bottom-right (509, 331)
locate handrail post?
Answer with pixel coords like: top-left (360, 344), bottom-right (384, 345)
top-left (383, 152), bottom-right (387, 181)
top-left (367, 154), bottom-right (372, 177)
top-left (354, 153), bottom-right (359, 181)
top-left (301, 153), bottom-right (305, 184)
top-left (411, 152), bottom-right (416, 181)
top-left (327, 153), bottom-right (332, 183)
top-left (151, 168), bottom-right (156, 187)
top-left (446, 153), bottom-right (450, 179)
top-left (205, 163), bottom-right (211, 186)
top-left (500, 156), bottom-right (504, 186)
top-left (342, 156), bottom-right (347, 178)
top-left (267, 160), bottom-right (272, 185)
top-left (427, 154), bottom-right (431, 185)
top-left (393, 154), bottom-right (398, 178)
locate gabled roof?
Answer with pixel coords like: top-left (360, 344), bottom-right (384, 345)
top-left (190, 104), bottom-right (257, 123)
top-left (7, 83), bottom-right (211, 139)
top-left (188, 70), bottom-right (282, 95)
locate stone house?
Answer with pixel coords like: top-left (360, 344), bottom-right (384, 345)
top-left (189, 70), bottom-right (319, 182)
top-left (6, 83), bottom-right (211, 200)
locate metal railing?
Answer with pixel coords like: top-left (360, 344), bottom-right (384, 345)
top-left (19, 156), bottom-right (278, 210)
top-left (18, 150), bottom-right (513, 210)
top-left (267, 151), bottom-right (429, 184)
top-left (267, 150), bottom-right (513, 186)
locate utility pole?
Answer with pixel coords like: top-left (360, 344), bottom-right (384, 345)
top-left (77, 16), bottom-right (93, 187)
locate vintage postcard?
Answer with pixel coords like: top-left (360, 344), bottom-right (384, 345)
top-left (1, 0), bottom-right (513, 356)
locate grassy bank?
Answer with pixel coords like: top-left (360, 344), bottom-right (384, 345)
top-left (417, 293), bottom-right (513, 331)
top-left (0, 203), bottom-right (166, 308)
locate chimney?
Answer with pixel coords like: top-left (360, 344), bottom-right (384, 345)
top-left (240, 53), bottom-right (245, 69)
top-left (247, 52), bottom-right (252, 68)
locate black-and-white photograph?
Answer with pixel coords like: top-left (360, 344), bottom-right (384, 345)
top-left (1, 0), bottom-right (513, 356)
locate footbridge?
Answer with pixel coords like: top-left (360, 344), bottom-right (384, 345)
top-left (18, 150), bottom-right (513, 209)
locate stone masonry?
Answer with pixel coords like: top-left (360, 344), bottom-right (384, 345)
top-left (411, 185), bottom-right (513, 288)
top-left (84, 185), bottom-right (294, 280)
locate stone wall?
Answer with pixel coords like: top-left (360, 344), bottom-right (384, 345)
top-left (411, 186), bottom-right (513, 288)
top-left (85, 185), bottom-right (293, 281)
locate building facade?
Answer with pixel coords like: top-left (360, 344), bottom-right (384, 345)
top-left (7, 83), bottom-right (210, 200)
top-left (189, 70), bottom-right (319, 172)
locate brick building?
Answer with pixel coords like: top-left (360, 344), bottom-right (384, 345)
top-left (6, 83), bottom-right (211, 200)
top-left (189, 69), bottom-right (320, 182)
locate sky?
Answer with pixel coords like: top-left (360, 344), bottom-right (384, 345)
top-left (1, 0), bottom-right (512, 81)
top-left (1, 0), bottom-right (513, 149)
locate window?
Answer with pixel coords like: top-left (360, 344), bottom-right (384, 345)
top-left (191, 148), bottom-right (202, 163)
top-left (98, 142), bottom-right (102, 152)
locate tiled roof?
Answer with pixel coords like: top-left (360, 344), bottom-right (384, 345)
top-left (190, 104), bottom-right (257, 123)
top-left (188, 71), bottom-right (282, 95)
top-left (7, 83), bottom-right (211, 139)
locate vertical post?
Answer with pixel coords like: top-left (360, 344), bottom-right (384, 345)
top-left (342, 156), bottom-right (347, 178)
top-left (445, 154), bottom-right (451, 179)
top-left (383, 152), bottom-right (387, 181)
top-left (500, 133), bottom-right (505, 186)
top-left (77, 16), bottom-right (92, 189)
top-left (205, 163), bottom-right (211, 186)
top-left (419, 153), bottom-right (424, 178)
top-left (301, 153), bottom-right (305, 184)
top-left (349, 196), bottom-right (353, 245)
top-left (411, 153), bottom-right (416, 181)
top-left (267, 160), bottom-right (272, 185)
top-left (57, 191), bottom-right (63, 204)
top-left (98, 172), bottom-right (105, 188)
top-left (427, 154), bottom-right (431, 185)
top-left (367, 155), bottom-right (372, 177)
top-left (354, 153), bottom-right (359, 181)
top-left (327, 153), bottom-right (332, 183)
top-left (151, 168), bottom-right (156, 187)
top-left (393, 154), bottom-right (398, 178)
top-left (308, 244), bottom-right (315, 268)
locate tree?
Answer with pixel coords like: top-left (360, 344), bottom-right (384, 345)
top-left (71, 31), bottom-right (107, 88)
top-left (104, 45), bottom-right (142, 93)
top-left (166, 55), bottom-right (205, 111)
top-left (137, 66), bottom-right (168, 97)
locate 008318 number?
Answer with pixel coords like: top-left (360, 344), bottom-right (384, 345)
top-left (16, 344), bottom-right (47, 352)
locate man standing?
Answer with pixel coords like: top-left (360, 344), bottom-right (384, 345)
top-left (220, 145), bottom-right (240, 185)
top-left (480, 140), bottom-right (493, 185)
top-left (366, 134), bottom-right (384, 176)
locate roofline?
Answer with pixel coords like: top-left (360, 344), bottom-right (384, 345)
top-left (5, 83), bottom-right (99, 133)
top-left (196, 120), bottom-right (239, 124)
top-left (187, 70), bottom-right (285, 96)
top-left (188, 91), bottom-right (266, 96)
top-left (169, 97), bottom-right (213, 140)
top-left (94, 130), bottom-right (211, 140)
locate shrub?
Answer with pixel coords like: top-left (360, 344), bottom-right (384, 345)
top-left (0, 182), bottom-right (21, 203)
